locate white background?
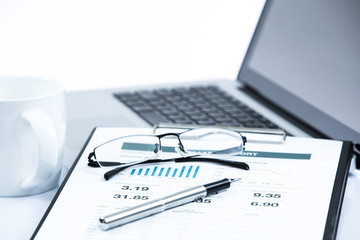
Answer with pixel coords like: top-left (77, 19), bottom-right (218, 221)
top-left (0, 0), bottom-right (265, 91)
top-left (1, 2), bottom-right (360, 240)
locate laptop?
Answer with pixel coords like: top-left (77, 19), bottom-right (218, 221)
top-left (66, 0), bottom-right (360, 162)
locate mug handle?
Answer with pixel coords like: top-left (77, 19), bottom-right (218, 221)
top-left (19, 109), bottom-right (59, 191)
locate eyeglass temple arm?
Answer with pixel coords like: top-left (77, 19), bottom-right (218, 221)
top-left (138, 156), bottom-right (249, 171)
top-left (88, 152), bottom-right (124, 168)
top-left (174, 157), bottom-right (249, 170)
top-left (103, 156), bottom-right (250, 181)
top-left (104, 166), bottom-right (129, 180)
top-left (88, 152), bottom-right (101, 167)
top-left (103, 159), bottom-right (158, 180)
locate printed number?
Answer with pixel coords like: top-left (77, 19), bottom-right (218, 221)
top-left (113, 194), bottom-right (149, 200)
top-left (251, 201), bottom-right (279, 207)
top-left (133, 195), bottom-right (149, 200)
top-left (254, 193), bottom-right (281, 198)
top-left (121, 186), bottom-right (149, 191)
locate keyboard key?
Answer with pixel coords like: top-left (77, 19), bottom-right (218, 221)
top-left (136, 91), bottom-right (158, 100)
top-left (138, 112), bottom-right (171, 125)
top-left (174, 119), bottom-right (195, 124)
top-left (196, 119), bottom-right (216, 125)
top-left (131, 105), bottom-right (153, 112)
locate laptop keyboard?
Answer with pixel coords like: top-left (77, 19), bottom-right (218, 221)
top-left (114, 86), bottom-right (279, 129)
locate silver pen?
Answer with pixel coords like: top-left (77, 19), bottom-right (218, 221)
top-left (99, 178), bottom-right (240, 230)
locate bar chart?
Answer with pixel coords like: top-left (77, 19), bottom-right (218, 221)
top-left (130, 165), bottom-right (200, 179)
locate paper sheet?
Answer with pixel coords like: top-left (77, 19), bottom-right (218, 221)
top-left (33, 127), bottom-right (345, 240)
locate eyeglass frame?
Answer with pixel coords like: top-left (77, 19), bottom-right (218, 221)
top-left (88, 127), bottom-right (249, 180)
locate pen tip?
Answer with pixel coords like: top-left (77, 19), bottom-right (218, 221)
top-left (230, 177), bottom-right (241, 183)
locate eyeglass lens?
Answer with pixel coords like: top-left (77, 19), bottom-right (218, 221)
top-left (179, 128), bottom-right (244, 155)
top-left (94, 128), bottom-right (244, 166)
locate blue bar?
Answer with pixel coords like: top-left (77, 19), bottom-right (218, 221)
top-left (145, 168), bottom-right (150, 176)
top-left (172, 168), bottom-right (178, 177)
top-left (165, 167), bottom-right (171, 177)
top-left (179, 166), bottom-right (186, 178)
top-left (151, 167), bottom-right (158, 176)
top-left (186, 165), bottom-right (193, 178)
top-left (130, 169), bottom-right (136, 175)
top-left (137, 169), bottom-right (143, 175)
top-left (193, 166), bottom-right (199, 178)
top-left (158, 168), bottom-right (164, 177)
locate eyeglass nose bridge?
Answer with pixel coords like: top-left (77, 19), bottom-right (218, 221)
top-left (156, 132), bottom-right (186, 154)
top-left (153, 143), bottom-right (160, 154)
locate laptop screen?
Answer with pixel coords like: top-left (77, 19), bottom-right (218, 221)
top-left (238, 0), bottom-right (360, 143)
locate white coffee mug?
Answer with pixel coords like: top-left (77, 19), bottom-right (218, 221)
top-left (0, 77), bottom-right (66, 196)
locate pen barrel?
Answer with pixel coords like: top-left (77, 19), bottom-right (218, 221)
top-left (204, 178), bottom-right (231, 196)
top-left (99, 185), bottom-right (206, 230)
top-left (160, 185), bottom-right (207, 209)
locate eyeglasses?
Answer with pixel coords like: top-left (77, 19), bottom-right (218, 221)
top-left (88, 127), bottom-right (248, 180)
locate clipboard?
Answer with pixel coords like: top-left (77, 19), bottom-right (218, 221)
top-left (31, 127), bottom-right (353, 240)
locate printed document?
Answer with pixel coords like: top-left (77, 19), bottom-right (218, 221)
top-left (33, 127), bottom-right (348, 240)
